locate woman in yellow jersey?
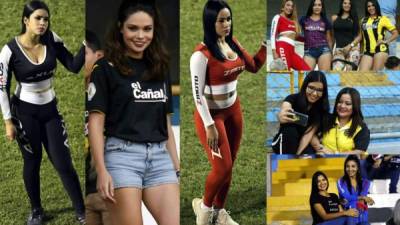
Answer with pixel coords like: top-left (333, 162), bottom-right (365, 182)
top-left (350, 0), bottom-right (398, 71)
top-left (311, 87), bottom-right (370, 154)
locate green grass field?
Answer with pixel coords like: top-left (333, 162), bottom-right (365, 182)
top-left (0, 1), bottom-right (85, 224)
top-left (180, 1), bottom-right (267, 224)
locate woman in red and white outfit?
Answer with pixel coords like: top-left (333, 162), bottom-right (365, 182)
top-left (270, 0), bottom-right (310, 70)
top-left (190, 1), bottom-right (266, 224)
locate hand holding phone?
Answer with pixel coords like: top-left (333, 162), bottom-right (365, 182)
top-left (289, 111), bottom-right (308, 127)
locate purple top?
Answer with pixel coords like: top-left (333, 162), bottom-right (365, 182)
top-left (300, 16), bottom-right (331, 49)
top-left (337, 178), bottom-right (370, 223)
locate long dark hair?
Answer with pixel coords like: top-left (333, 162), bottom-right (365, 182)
top-left (337, 0), bottom-right (359, 37)
top-left (310, 171), bottom-right (329, 197)
top-left (323, 87), bottom-right (364, 137)
top-left (105, 0), bottom-right (169, 79)
top-left (342, 155), bottom-right (363, 194)
top-left (365, 0), bottom-right (381, 17)
top-left (202, 0), bottom-right (242, 61)
top-left (299, 71), bottom-right (330, 131)
top-left (86, 29), bottom-right (102, 53)
top-left (305, 0), bottom-right (330, 24)
top-left (20, 1), bottom-right (51, 44)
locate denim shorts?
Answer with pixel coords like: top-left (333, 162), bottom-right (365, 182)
top-left (304, 45), bottom-right (331, 59)
top-left (104, 136), bottom-right (178, 189)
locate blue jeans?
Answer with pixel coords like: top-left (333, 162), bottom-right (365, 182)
top-left (317, 216), bottom-right (359, 225)
top-left (104, 136), bottom-right (178, 189)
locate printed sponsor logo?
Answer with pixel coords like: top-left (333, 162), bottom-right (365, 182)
top-left (26, 69), bottom-right (55, 81)
top-left (304, 25), bottom-right (325, 32)
top-left (87, 82), bottom-right (96, 101)
top-left (211, 147), bottom-right (222, 159)
top-left (362, 23), bottom-right (378, 30)
top-left (194, 75), bottom-right (202, 105)
top-left (279, 47), bottom-right (288, 69)
top-left (131, 81), bottom-right (166, 102)
top-left (223, 65), bottom-right (245, 76)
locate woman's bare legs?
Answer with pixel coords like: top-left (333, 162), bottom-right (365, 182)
top-left (317, 53), bottom-right (332, 70)
top-left (304, 55), bottom-right (316, 70)
top-left (358, 55), bottom-right (373, 71)
top-left (143, 183), bottom-right (180, 225)
top-left (373, 52), bottom-right (389, 70)
top-left (106, 188), bottom-right (143, 225)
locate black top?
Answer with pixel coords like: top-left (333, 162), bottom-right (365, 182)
top-left (310, 193), bottom-right (341, 225)
top-left (279, 93), bottom-right (316, 134)
top-left (0, 31), bottom-right (84, 120)
top-left (86, 57), bottom-right (173, 142)
top-left (353, 122), bottom-right (370, 150)
top-left (333, 16), bottom-right (357, 48)
top-left (1, 31), bottom-right (84, 87)
top-left (284, 93), bottom-right (308, 114)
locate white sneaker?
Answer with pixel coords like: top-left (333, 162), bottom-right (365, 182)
top-left (215, 209), bottom-right (239, 225)
top-left (192, 198), bottom-right (212, 225)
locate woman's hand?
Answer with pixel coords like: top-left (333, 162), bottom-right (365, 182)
top-left (343, 44), bottom-right (351, 55)
top-left (97, 169), bottom-right (116, 203)
top-left (278, 108), bottom-right (295, 124)
top-left (316, 146), bottom-right (333, 155)
top-left (344, 208), bottom-right (359, 217)
top-left (5, 120), bottom-right (15, 141)
top-left (272, 51), bottom-right (279, 60)
top-left (206, 124), bottom-right (218, 151)
top-left (363, 196), bottom-right (375, 205)
top-left (376, 39), bottom-right (387, 46)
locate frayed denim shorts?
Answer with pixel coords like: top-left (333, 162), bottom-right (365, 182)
top-left (104, 136), bottom-right (178, 189)
top-left (304, 45), bottom-right (331, 59)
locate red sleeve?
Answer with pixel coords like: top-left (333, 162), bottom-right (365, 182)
top-left (233, 37), bottom-right (266, 73)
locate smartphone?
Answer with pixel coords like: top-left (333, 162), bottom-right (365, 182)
top-left (290, 111), bottom-right (308, 127)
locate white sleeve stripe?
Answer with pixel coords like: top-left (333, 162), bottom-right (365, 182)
top-left (0, 45), bottom-right (12, 120)
top-left (52, 31), bottom-right (64, 43)
top-left (270, 15), bottom-right (280, 50)
top-left (190, 51), bottom-right (214, 128)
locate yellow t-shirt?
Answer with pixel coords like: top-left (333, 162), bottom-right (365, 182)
top-left (361, 16), bottom-right (396, 54)
top-left (322, 119), bottom-right (362, 153)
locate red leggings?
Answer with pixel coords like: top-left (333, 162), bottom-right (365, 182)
top-left (276, 40), bottom-right (310, 70)
top-left (194, 98), bottom-right (243, 208)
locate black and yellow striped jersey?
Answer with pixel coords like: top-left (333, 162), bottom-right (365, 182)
top-left (361, 16), bottom-right (396, 54)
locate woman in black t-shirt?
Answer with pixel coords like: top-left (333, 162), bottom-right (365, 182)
top-left (310, 171), bottom-right (358, 225)
top-left (272, 71), bottom-right (329, 154)
top-left (87, 1), bottom-right (179, 225)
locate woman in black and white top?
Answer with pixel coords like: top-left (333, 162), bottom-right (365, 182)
top-left (310, 171), bottom-right (358, 225)
top-left (0, 1), bottom-right (85, 224)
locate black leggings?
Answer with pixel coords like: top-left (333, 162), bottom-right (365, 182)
top-left (11, 97), bottom-right (84, 214)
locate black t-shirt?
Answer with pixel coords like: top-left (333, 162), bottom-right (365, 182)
top-left (310, 193), bottom-right (341, 225)
top-left (86, 57), bottom-right (173, 142)
top-left (280, 93), bottom-right (315, 133)
top-left (284, 93), bottom-right (308, 115)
